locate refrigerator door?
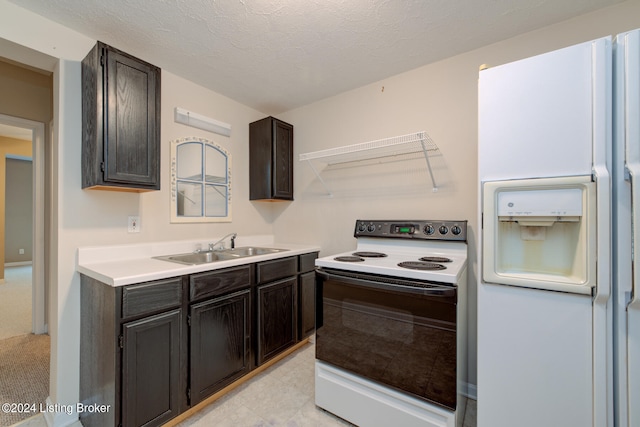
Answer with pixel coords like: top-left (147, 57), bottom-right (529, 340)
top-left (478, 40), bottom-right (594, 181)
top-left (613, 28), bottom-right (640, 427)
top-left (478, 283), bottom-right (593, 427)
top-left (478, 36), bottom-right (612, 427)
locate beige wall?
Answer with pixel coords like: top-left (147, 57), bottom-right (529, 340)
top-left (277, 0), bottom-right (640, 389)
top-left (0, 58), bottom-right (51, 285)
top-left (0, 136), bottom-right (32, 278)
top-left (0, 59), bottom-right (52, 121)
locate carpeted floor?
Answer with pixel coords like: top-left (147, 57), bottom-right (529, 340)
top-left (0, 266), bottom-right (49, 426)
top-left (0, 333), bottom-right (50, 426)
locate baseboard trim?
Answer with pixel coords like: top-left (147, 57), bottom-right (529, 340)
top-left (4, 261), bottom-right (33, 267)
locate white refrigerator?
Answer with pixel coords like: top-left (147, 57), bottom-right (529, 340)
top-left (613, 29), bottom-right (640, 427)
top-left (477, 36), bottom-right (613, 427)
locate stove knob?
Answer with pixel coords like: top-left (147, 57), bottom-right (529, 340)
top-left (424, 224), bottom-right (435, 235)
top-left (358, 223), bottom-right (366, 232)
top-left (451, 225), bottom-right (462, 235)
top-left (367, 224), bottom-right (376, 232)
top-left (439, 225), bottom-right (449, 235)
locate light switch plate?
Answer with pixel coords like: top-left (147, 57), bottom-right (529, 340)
top-left (128, 216), bottom-right (140, 233)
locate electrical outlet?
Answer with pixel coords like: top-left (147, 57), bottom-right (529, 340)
top-left (128, 216), bottom-right (140, 233)
top-left (19, 248), bottom-right (24, 255)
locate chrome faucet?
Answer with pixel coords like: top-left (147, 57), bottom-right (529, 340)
top-left (207, 232), bottom-right (237, 251)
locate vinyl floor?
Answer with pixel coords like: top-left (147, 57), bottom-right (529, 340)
top-left (176, 342), bottom-right (478, 427)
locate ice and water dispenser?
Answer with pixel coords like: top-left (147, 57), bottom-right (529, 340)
top-left (482, 176), bottom-right (596, 294)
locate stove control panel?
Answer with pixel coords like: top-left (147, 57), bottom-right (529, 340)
top-left (355, 220), bottom-right (467, 241)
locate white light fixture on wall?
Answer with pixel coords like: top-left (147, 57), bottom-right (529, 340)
top-left (174, 107), bottom-right (232, 137)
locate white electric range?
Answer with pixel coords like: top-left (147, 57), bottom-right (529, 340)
top-left (314, 219), bottom-right (468, 427)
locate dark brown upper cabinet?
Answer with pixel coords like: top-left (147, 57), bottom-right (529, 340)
top-left (249, 116), bottom-right (293, 200)
top-left (82, 42), bottom-right (161, 192)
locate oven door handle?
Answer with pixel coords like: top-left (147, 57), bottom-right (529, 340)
top-left (316, 269), bottom-right (456, 297)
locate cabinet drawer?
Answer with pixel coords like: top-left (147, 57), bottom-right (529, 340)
top-left (190, 265), bottom-right (252, 301)
top-left (299, 252), bottom-right (318, 273)
top-left (256, 257), bottom-right (297, 284)
top-left (122, 277), bottom-right (182, 319)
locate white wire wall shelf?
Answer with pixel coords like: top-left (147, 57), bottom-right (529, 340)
top-left (298, 131), bottom-right (440, 196)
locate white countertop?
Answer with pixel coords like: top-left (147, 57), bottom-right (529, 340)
top-left (77, 235), bottom-right (320, 287)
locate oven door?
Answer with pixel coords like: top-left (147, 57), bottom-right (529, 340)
top-left (315, 267), bottom-right (458, 410)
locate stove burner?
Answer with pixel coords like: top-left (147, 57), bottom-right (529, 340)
top-left (419, 256), bottom-right (452, 263)
top-left (398, 261), bottom-right (447, 270)
top-left (352, 251), bottom-right (388, 258)
top-left (334, 256), bottom-right (365, 262)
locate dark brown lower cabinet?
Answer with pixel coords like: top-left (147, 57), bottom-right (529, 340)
top-left (190, 289), bottom-right (252, 404)
top-left (81, 251), bottom-right (317, 427)
top-left (80, 275), bottom-right (185, 427)
top-left (257, 277), bottom-right (298, 365)
top-left (122, 309), bottom-right (182, 427)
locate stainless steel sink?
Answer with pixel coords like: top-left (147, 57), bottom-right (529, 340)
top-left (154, 251), bottom-right (240, 265)
top-left (154, 247), bottom-right (288, 265)
top-left (220, 246), bottom-right (288, 257)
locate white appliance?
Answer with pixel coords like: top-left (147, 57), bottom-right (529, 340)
top-left (478, 37), bottom-right (612, 427)
top-left (314, 220), bottom-right (468, 427)
top-left (613, 29), bottom-right (640, 427)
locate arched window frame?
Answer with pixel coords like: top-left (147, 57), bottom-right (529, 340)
top-left (170, 137), bottom-right (232, 223)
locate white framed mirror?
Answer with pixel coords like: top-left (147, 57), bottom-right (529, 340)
top-left (170, 137), bottom-right (231, 222)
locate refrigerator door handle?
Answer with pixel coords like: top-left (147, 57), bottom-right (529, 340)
top-left (592, 165), bottom-right (611, 302)
top-left (591, 36), bottom-right (612, 303)
top-left (590, 37), bottom-right (613, 427)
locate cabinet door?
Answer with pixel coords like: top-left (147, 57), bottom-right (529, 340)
top-left (190, 289), bottom-right (252, 404)
top-left (122, 309), bottom-right (181, 427)
top-left (272, 119), bottom-right (293, 199)
top-left (104, 45), bottom-right (160, 188)
top-left (299, 271), bottom-right (316, 340)
top-left (257, 277), bottom-right (297, 365)
top-left (249, 116), bottom-right (293, 200)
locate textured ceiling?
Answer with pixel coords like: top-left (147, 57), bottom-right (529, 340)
top-left (5, 0), bottom-right (626, 114)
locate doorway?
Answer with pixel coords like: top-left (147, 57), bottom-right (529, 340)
top-left (0, 116), bottom-right (46, 334)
